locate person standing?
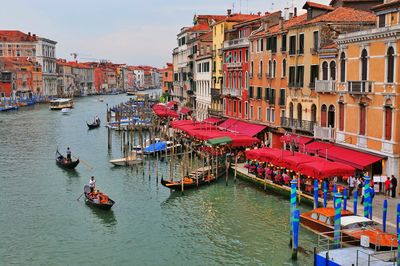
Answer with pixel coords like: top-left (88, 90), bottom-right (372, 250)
top-left (348, 176), bottom-right (355, 199)
top-left (89, 176), bottom-right (96, 192)
top-left (384, 176), bottom-right (391, 197)
top-left (391, 175), bottom-right (397, 198)
top-left (66, 147), bottom-right (71, 161)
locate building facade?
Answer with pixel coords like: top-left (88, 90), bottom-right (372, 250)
top-left (36, 37), bottom-right (57, 96)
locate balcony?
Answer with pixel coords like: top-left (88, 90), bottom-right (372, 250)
top-left (223, 38), bottom-right (250, 49)
top-left (297, 49), bottom-right (304, 55)
top-left (226, 62), bottom-right (242, 69)
top-left (348, 81), bottom-right (373, 94)
top-left (208, 107), bottom-right (223, 117)
top-left (315, 79), bottom-right (336, 93)
top-left (222, 87), bottom-right (241, 97)
top-left (281, 117), bottom-right (315, 132)
top-left (211, 88), bottom-right (221, 100)
top-left (314, 125), bottom-right (335, 141)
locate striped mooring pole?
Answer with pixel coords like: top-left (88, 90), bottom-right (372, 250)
top-left (363, 176), bottom-right (371, 218)
top-left (382, 199), bottom-right (387, 233)
top-left (290, 179), bottom-right (297, 247)
top-left (292, 209), bottom-right (300, 260)
top-left (343, 188), bottom-right (348, 211)
top-left (313, 180), bottom-right (318, 209)
top-left (323, 181), bottom-right (327, 208)
top-left (353, 190), bottom-right (358, 215)
top-left (334, 193), bottom-right (343, 249)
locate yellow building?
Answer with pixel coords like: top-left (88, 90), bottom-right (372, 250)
top-left (332, 0), bottom-right (400, 179)
top-left (209, 11), bottom-right (258, 116)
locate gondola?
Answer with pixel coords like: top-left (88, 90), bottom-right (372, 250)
top-left (87, 119), bottom-right (100, 129)
top-left (161, 167), bottom-right (226, 190)
top-left (56, 149), bottom-right (80, 169)
top-left (83, 185), bottom-right (115, 210)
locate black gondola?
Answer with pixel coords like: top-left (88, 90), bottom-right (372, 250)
top-left (83, 185), bottom-right (115, 210)
top-left (56, 149), bottom-right (80, 169)
top-left (161, 167), bottom-right (226, 190)
top-left (87, 119), bottom-right (100, 129)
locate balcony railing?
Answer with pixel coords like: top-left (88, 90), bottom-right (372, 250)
top-left (314, 125), bottom-right (335, 141)
top-left (222, 87), bottom-right (241, 97)
top-left (226, 62), bottom-right (242, 68)
top-left (208, 107), bottom-right (223, 117)
top-left (348, 81), bottom-right (373, 94)
top-left (266, 73), bottom-right (274, 79)
top-left (315, 79), bottom-right (336, 93)
top-left (223, 38), bottom-right (250, 49)
top-left (288, 82), bottom-right (304, 88)
top-left (281, 117), bottom-right (315, 132)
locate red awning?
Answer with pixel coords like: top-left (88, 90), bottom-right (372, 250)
top-left (219, 118), bottom-right (266, 137)
top-left (278, 153), bottom-right (326, 172)
top-left (167, 101), bottom-right (178, 108)
top-left (298, 160), bottom-right (355, 179)
top-left (203, 117), bottom-right (224, 125)
top-left (304, 141), bottom-right (333, 154)
top-left (280, 134), bottom-right (313, 145)
top-left (152, 104), bottom-right (179, 118)
top-left (180, 107), bottom-right (191, 115)
top-left (317, 145), bottom-right (384, 170)
top-left (246, 147), bottom-right (292, 165)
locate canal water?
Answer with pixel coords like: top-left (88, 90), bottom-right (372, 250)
top-left (0, 93), bottom-right (317, 266)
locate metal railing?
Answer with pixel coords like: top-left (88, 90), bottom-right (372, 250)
top-left (222, 87), bottom-right (241, 97)
top-left (223, 38), bottom-right (249, 49)
top-left (315, 79), bottom-right (336, 93)
top-left (280, 117), bottom-right (315, 132)
top-left (288, 82), bottom-right (304, 88)
top-left (211, 88), bottom-right (220, 99)
top-left (348, 81), bottom-right (373, 94)
top-left (208, 107), bottom-right (223, 117)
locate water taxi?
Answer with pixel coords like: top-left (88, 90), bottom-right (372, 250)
top-left (49, 98), bottom-right (73, 110)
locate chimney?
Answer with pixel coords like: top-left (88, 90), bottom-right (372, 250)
top-left (279, 17), bottom-right (284, 30)
top-left (28, 32), bottom-right (31, 36)
top-left (289, 12), bottom-right (293, 19)
top-left (294, 7), bottom-right (297, 17)
top-left (227, 9), bottom-right (232, 16)
top-left (258, 12), bottom-right (261, 16)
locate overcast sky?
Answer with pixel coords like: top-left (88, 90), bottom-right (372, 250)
top-left (0, 0), bottom-right (329, 67)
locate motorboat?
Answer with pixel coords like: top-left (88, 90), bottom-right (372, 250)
top-left (50, 98), bottom-right (73, 110)
top-left (300, 208), bottom-right (397, 250)
top-left (143, 140), bottom-right (181, 155)
top-left (109, 154), bottom-right (143, 166)
top-left (61, 108), bottom-right (71, 115)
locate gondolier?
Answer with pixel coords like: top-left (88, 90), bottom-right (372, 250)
top-left (66, 147), bottom-right (71, 161)
top-left (89, 176), bottom-right (96, 192)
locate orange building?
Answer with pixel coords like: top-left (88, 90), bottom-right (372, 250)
top-left (161, 63), bottom-right (173, 95)
top-left (330, 0), bottom-right (400, 179)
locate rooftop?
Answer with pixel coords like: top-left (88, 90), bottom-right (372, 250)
top-left (303, 1), bottom-right (335, 11)
top-left (0, 30), bottom-right (38, 42)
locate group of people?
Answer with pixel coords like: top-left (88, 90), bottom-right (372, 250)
top-left (384, 175), bottom-right (398, 198)
top-left (347, 174), bottom-right (397, 199)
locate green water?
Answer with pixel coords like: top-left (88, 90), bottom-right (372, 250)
top-left (0, 93), bottom-right (317, 265)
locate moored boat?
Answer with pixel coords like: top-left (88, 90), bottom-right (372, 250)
top-left (300, 208), bottom-right (398, 250)
top-left (109, 154), bottom-right (142, 166)
top-left (83, 185), bottom-right (115, 210)
top-left (161, 166), bottom-right (226, 190)
top-left (56, 149), bottom-right (80, 169)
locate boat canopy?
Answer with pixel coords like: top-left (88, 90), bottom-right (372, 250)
top-left (144, 141), bottom-right (167, 152)
top-left (341, 216), bottom-right (372, 227)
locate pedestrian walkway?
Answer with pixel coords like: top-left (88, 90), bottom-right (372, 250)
top-left (233, 163), bottom-right (399, 233)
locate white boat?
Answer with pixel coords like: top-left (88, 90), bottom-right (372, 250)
top-left (98, 97), bottom-right (104, 102)
top-left (132, 138), bottom-right (161, 154)
top-left (50, 98), bottom-right (73, 110)
top-left (109, 154), bottom-right (143, 166)
top-left (61, 108), bottom-right (71, 115)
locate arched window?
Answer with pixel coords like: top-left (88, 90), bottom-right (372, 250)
top-left (228, 72), bottom-right (231, 88)
top-left (328, 105), bottom-right (335, 128)
top-left (233, 72), bottom-right (237, 89)
top-left (297, 103), bottom-right (302, 121)
top-left (223, 73), bottom-right (226, 88)
top-left (289, 102), bottom-right (294, 119)
top-left (260, 61), bottom-right (263, 75)
top-left (245, 71), bottom-right (249, 89)
top-left (238, 72), bottom-right (242, 90)
top-left (387, 47), bottom-right (395, 83)
top-left (339, 102), bottom-right (344, 131)
top-left (311, 104), bottom-right (317, 123)
top-left (330, 61), bottom-right (336, 80)
top-left (361, 49), bottom-right (368, 81)
top-left (359, 104), bottom-right (366, 135)
top-left (340, 52), bottom-right (346, 82)
top-left (321, 104), bottom-right (327, 127)
top-left (322, 61), bottom-right (328, 80)
top-left (385, 106), bottom-right (393, 140)
top-left (251, 61), bottom-right (254, 75)
top-left (273, 60), bottom-right (277, 78)
top-left (282, 59), bottom-right (287, 77)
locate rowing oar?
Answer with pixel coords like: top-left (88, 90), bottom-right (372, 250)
top-left (72, 155), bottom-right (93, 171)
top-left (76, 192), bottom-right (84, 201)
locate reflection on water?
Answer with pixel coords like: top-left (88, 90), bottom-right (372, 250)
top-left (86, 204), bottom-right (117, 228)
